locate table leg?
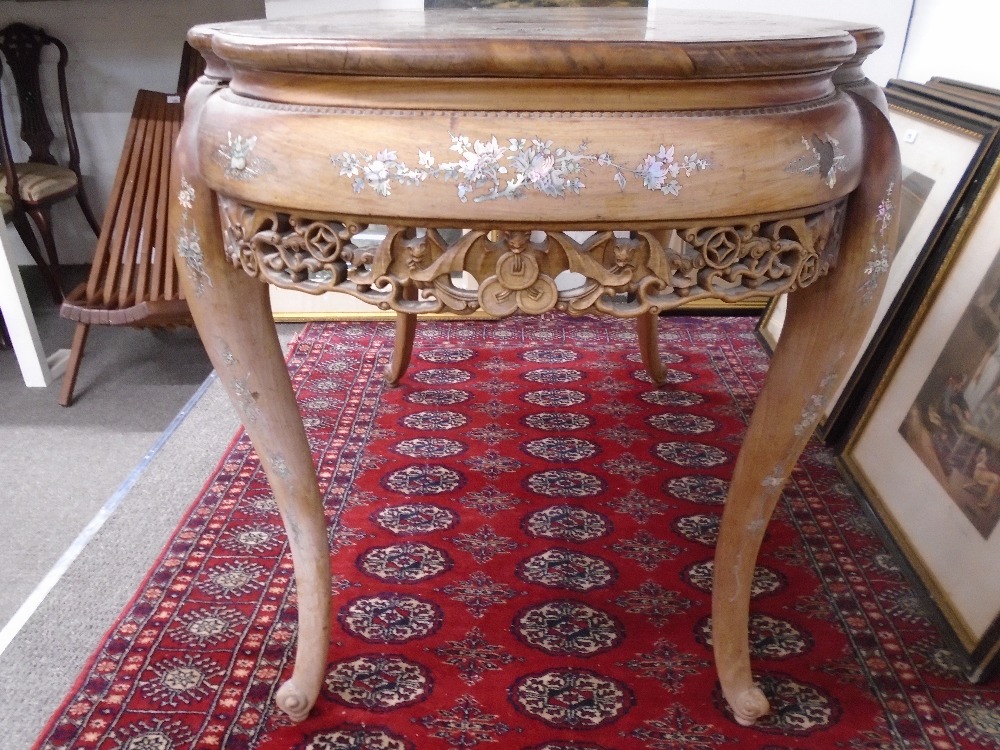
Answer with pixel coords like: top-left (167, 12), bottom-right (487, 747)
top-left (712, 95), bottom-right (901, 725)
top-left (637, 310), bottom-right (669, 386)
top-left (171, 90), bottom-right (331, 722)
top-left (386, 291), bottom-right (417, 386)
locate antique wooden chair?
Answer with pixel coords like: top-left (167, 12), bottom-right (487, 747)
top-left (0, 22), bottom-right (101, 301)
top-left (0, 53), bottom-right (67, 302)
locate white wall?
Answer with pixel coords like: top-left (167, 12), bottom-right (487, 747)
top-left (650, 0), bottom-right (913, 88)
top-left (2, 0), bottom-right (265, 264)
top-left (899, 0), bottom-right (1000, 88)
top-left (267, 0), bottom-right (421, 15)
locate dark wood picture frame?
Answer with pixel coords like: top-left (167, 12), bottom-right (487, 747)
top-left (839, 87), bottom-right (1000, 681)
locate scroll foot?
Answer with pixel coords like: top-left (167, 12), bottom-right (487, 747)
top-left (728, 685), bottom-right (770, 726)
top-left (276, 678), bottom-right (316, 723)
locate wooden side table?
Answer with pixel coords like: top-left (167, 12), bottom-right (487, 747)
top-left (174, 8), bottom-right (900, 727)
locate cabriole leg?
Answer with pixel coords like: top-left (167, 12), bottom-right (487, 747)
top-left (637, 309), bottom-right (669, 386)
top-left (712, 95), bottom-right (901, 725)
top-left (170, 91), bottom-right (331, 722)
top-left (386, 288), bottom-right (417, 386)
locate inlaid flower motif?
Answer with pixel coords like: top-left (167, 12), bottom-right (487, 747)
top-left (331, 133), bottom-right (710, 202)
top-left (793, 369), bottom-right (840, 438)
top-left (859, 182), bottom-right (896, 302)
top-left (215, 132), bottom-right (272, 181)
top-left (175, 225), bottom-right (209, 294)
top-left (859, 240), bottom-right (890, 303)
top-left (876, 184), bottom-right (894, 234)
top-left (787, 133), bottom-right (848, 188)
top-left (175, 177), bottom-right (211, 294)
top-left (177, 178), bottom-right (195, 210)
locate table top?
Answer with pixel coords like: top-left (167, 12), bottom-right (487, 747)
top-left (191, 8), bottom-right (864, 80)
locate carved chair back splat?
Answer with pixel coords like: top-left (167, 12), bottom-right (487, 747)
top-left (0, 22), bottom-right (100, 300)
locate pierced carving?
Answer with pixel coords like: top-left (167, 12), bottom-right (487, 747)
top-left (219, 199), bottom-right (365, 288)
top-left (218, 197), bottom-right (845, 317)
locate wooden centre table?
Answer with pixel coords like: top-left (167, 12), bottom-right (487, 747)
top-left (174, 8), bottom-right (900, 727)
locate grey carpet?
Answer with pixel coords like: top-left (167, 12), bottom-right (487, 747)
top-left (0, 267), bottom-right (297, 747)
top-left (0, 376), bottom-right (238, 748)
top-left (0, 266), bottom-right (214, 629)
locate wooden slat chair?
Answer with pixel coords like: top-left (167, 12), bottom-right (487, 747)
top-left (58, 89), bottom-right (190, 406)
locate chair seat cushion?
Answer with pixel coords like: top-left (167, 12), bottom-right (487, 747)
top-left (0, 162), bottom-right (78, 203)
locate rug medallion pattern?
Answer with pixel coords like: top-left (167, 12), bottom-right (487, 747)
top-left (33, 316), bottom-right (1000, 749)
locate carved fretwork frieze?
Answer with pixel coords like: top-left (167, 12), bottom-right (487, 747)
top-left (217, 197), bottom-right (846, 317)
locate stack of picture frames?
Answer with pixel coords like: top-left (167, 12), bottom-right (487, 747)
top-left (760, 79), bottom-right (1000, 682)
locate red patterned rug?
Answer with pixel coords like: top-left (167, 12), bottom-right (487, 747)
top-left (34, 315), bottom-right (1000, 749)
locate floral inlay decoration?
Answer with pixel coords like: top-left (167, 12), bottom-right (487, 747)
top-left (176, 177), bottom-right (211, 295)
top-left (215, 132), bottom-right (272, 181)
top-left (786, 133), bottom-right (847, 188)
top-left (860, 181), bottom-right (895, 302)
top-left (332, 134), bottom-right (710, 202)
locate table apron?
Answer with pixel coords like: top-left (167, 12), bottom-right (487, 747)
top-left (193, 90), bottom-right (865, 225)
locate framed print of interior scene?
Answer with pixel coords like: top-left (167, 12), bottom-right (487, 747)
top-left (842, 140), bottom-right (1000, 680)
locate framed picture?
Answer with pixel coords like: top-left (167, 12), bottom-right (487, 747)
top-left (840, 140), bottom-right (1000, 681)
top-left (926, 77), bottom-right (1000, 110)
top-left (758, 86), bottom-right (1000, 444)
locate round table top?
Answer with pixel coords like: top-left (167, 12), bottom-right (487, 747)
top-left (190, 8), bottom-right (865, 80)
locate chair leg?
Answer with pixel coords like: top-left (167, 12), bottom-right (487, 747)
top-left (75, 186), bottom-right (102, 236)
top-left (59, 321), bottom-right (90, 406)
top-left (0, 308), bottom-right (9, 350)
top-left (26, 206), bottom-right (60, 269)
top-left (11, 213), bottom-right (63, 303)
